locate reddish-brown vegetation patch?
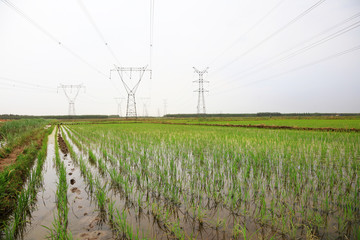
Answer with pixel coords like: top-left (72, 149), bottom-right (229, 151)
top-left (157, 122), bottom-right (360, 132)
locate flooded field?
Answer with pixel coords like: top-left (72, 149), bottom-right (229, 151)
top-left (1, 123), bottom-right (360, 239)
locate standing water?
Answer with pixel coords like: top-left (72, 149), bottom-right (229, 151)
top-left (23, 129), bottom-right (57, 239)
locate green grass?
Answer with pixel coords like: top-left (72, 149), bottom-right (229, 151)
top-left (0, 119), bottom-right (49, 157)
top-left (2, 125), bottom-right (53, 238)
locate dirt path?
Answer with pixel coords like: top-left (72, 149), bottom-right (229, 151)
top-left (0, 146), bottom-right (25, 171)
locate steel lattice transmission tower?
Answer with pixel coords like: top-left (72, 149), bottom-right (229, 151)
top-left (58, 84), bottom-right (85, 115)
top-left (193, 67), bottom-right (209, 114)
top-left (110, 65), bottom-right (151, 118)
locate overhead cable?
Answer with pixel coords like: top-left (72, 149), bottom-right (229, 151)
top-left (211, 0), bottom-right (327, 75)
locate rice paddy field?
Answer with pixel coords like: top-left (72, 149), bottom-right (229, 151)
top-left (0, 118), bottom-right (360, 239)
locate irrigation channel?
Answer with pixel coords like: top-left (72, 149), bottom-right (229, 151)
top-left (21, 127), bottom-right (113, 239)
top-left (1, 123), bottom-right (359, 239)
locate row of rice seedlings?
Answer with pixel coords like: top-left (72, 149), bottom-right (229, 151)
top-left (3, 126), bottom-right (54, 239)
top-left (44, 127), bottom-right (72, 239)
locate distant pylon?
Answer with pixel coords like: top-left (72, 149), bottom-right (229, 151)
top-left (193, 67), bottom-right (209, 114)
top-left (163, 99), bottom-right (167, 116)
top-left (58, 84), bottom-right (85, 115)
top-left (141, 97), bottom-right (150, 117)
top-left (114, 97), bottom-right (125, 117)
top-left (110, 65), bottom-right (152, 118)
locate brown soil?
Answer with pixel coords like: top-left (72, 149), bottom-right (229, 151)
top-left (0, 146), bottom-right (25, 171)
top-left (71, 187), bottom-right (81, 194)
top-left (76, 230), bottom-right (108, 240)
top-left (57, 133), bottom-right (69, 155)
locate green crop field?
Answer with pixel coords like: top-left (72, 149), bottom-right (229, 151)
top-left (62, 123), bottom-right (359, 239)
top-left (1, 120), bottom-right (359, 239)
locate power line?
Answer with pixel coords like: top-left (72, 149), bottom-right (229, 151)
top-left (173, 0), bottom-right (330, 109)
top-left (1, 0), bottom-right (117, 89)
top-left (0, 76), bottom-right (56, 90)
top-left (0, 81), bottom-right (56, 93)
top-left (171, 0), bottom-right (286, 110)
top-left (211, 0), bottom-right (327, 75)
top-left (210, 16), bottom-right (360, 91)
top-left (207, 0), bottom-right (286, 67)
top-left (76, 0), bottom-right (122, 66)
top-left (150, 0), bottom-right (155, 70)
top-left (212, 44), bottom-right (360, 96)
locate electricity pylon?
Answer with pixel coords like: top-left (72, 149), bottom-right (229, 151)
top-left (193, 67), bottom-right (209, 114)
top-left (114, 97), bottom-right (125, 117)
top-left (58, 84), bottom-right (85, 115)
top-left (163, 99), bottom-right (167, 116)
top-left (110, 65), bottom-right (151, 118)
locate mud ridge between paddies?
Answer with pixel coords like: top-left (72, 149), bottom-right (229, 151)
top-left (154, 122), bottom-right (360, 132)
top-left (57, 133), bottom-right (69, 155)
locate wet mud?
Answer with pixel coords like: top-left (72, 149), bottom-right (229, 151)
top-left (57, 133), bottom-right (68, 155)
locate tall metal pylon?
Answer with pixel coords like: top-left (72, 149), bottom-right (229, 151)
top-left (114, 97), bottom-right (125, 117)
top-left (193, 67), bottom-right (209, 114)
top-left (110, 65), bottom-right (152, 118)
top-left (58, 84), bottom-right (85, 115)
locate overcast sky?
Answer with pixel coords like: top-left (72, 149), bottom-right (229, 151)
top-left (0, 0), bottom-right (359, 116)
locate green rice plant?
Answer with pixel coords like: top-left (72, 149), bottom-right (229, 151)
top-left (88, 149), bottom-right (97, 165)
top-left (95, 178), bottom-right (107, 213)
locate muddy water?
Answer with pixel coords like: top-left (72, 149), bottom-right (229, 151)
top-left (23, 128), bottom-right (57, 239)
top-left (22, 128), bottom-right (113, 240)
top-left (65, 128), bottom-right (236, 239)
top-left (65, 152), bottom-right (113, 240)
top-left (59, 130), bottom-right (114, 240)
top-left (63, 128), bottom-right (169, 239)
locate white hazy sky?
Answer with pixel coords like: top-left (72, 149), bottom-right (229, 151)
top-left (0, 0), bottom-right (359, 116)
